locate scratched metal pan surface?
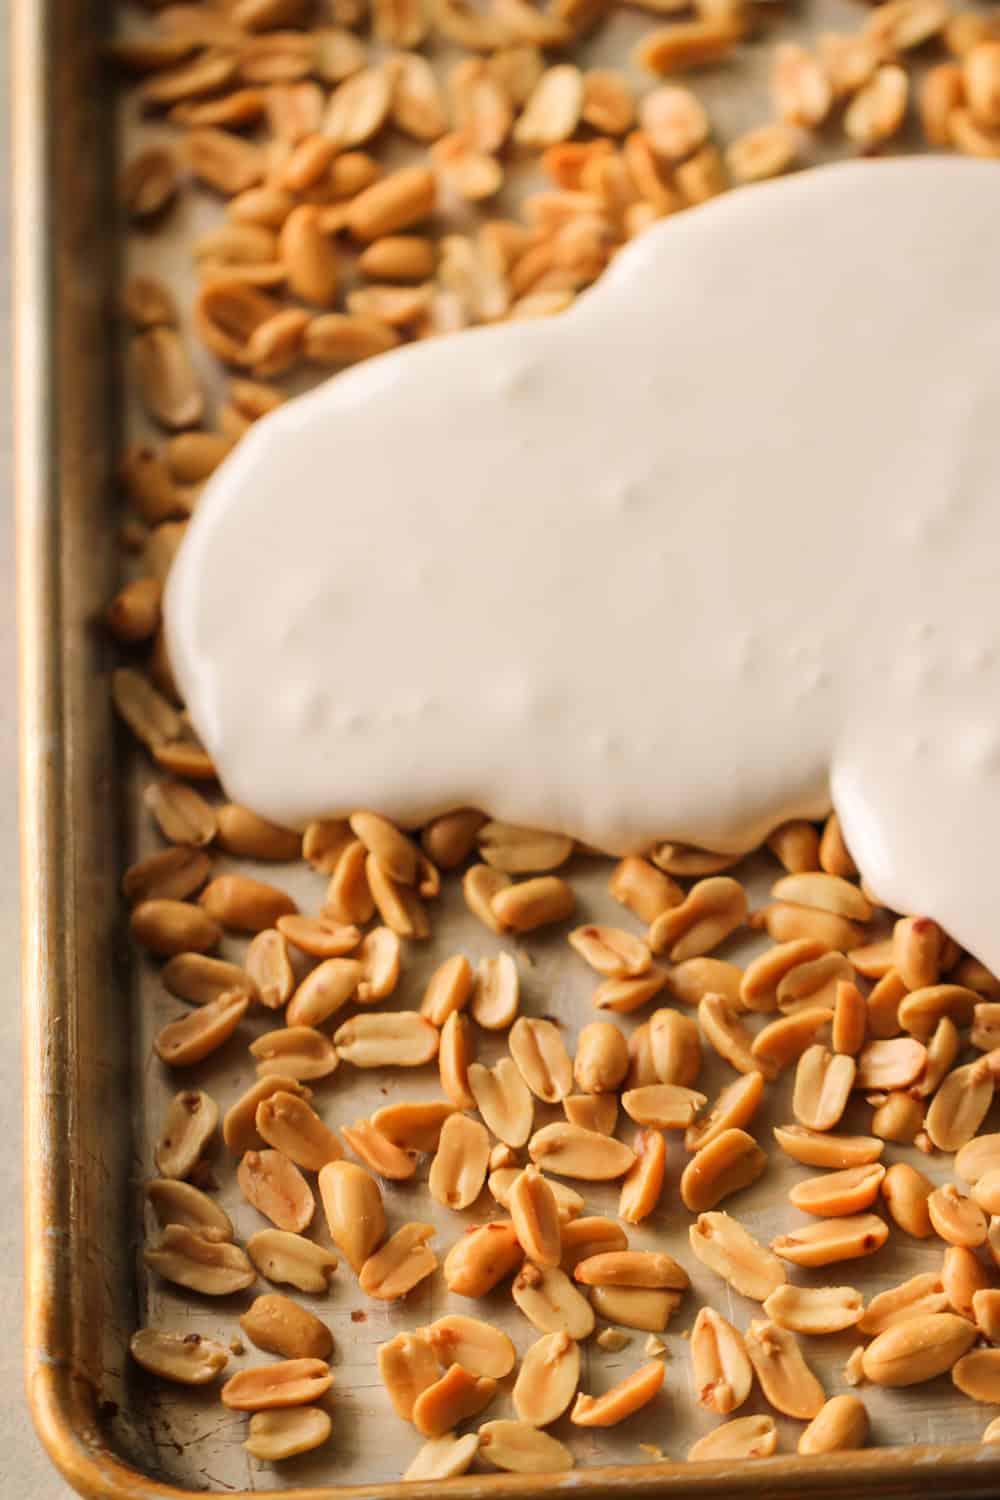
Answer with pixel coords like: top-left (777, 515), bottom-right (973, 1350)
top-left (14, 0), bottom-right (1000, 1495)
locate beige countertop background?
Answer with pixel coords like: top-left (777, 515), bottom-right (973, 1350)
top-left (2, 24), bottom-right (66, 1494)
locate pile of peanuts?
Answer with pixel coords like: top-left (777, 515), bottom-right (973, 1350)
top-left (119, 764), bottom-right (1000, 1474)
top-left (108, 0), bottom-right (1000, 1481)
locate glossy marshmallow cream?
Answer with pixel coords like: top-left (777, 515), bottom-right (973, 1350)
top-left (166, 158), bottom-right (1000, 970)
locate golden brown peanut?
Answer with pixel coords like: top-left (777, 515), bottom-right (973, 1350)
top-left (146, 1179), bottom-right (233, 1242)
top-left (648, 1008), bottom-right (701, 1088)
top-left (154, 1089), bottom-right (218, 1180)
top-left (881, 1162), bottom-right (934, 1238)
top-left (378, 1330), bottom-right (440, 1419)
top-left (569, 924), bottom-right (651, 980)
top-left (699, 992), bottom-right (769, 1077)
top-left (926, 1058), bottom-right (994, 1151)
top-left (619, 1128), bottom-right (666, 1225)
top-left (972, 1169), bottom-right (1000, 1216)
top-left (928, 1184), bottom-right (988, 1248)
top-left (106, 575), bottom-right (162, 643)
top-left (277, 915), bottom-right (361, 961)
top-left (751, 1008), bottom-right (833, 1076)
top-left (365, 853), bottom-right (429, 937)
top-left (574, 1250), bottom-right (688, 1291)
top-left (419, 953), bottom-right (474, 1027)
top-left (574, 1021), bottom-right (629, 1094)
top-left (412, 1364), bottom-right (497, 1438)
top-left (622, 1083), bottom-right (706, 1130)
top-left (444, 1221), bottom-right (524, 1297)
top-left (513, 1331), bottom-right (580, 1427)
top-left (973, 1289), bottom-right (1000, 1342)
top-left (952, 1349), bottom-right (1000, 1403)
top-left (463, 863), bottom-right (511, 933)
top-left (428, 1112), bottom-right (490, 1210)
top-left (123, 847), bottom-right (211, 906)
top-left (872, 1090), bottom-right (925, 1144)
top-left (354, 925), bottom-right (400, 1004)
top-left (763, 1283), bottom-right (863, 1336)
top-left (690, 1307), bottom-right (752, 1415)
top-left (509, 1166), bottom-right (563, 1268)
top-left (440, 1010), bottom-right (475, 1109)
top-left (689, 1212), bottom-right (785, 1302)
top-left (214, 804), bottom-right (300, 861)
top-left (478, 822), bottom-right (573, 873)
top-left (144, 1226), bottom-right (256, 1296)
top-left (322, 839), bottom-right (375, 927)
top-left (593, 969), bottom-right (669, 1013)
top-left (559, 1216), bottom-right (628, 1274)
top-left (757, 901), bottom-right (864, 951)
top-left (144, 782), bottom-right (217, 852)
top-left (943, 1245), bottom-right (991, 1319)
top-left (648, 877), bottom-right (747, 961)
top-left (420, 809), bottom-right (485, 867)
top-left (425, 1315), bottom-right (516, 1378)
top-left (563, 1093), bottom-right (617, 1138)
top-left (773, 1124), bottom-right (883, 1169)
top-left (792, 1044), bottom-right (855, 1131)
top-left (199, 875), bottom-right (297, 934)
top-left (283, 958), bottom-right (360, 1029)
top-left (862, 1313), bottom-right (977, 1386)
top-left (665, 957), bottom-right (744, 1008)
top-left (130, 1328), bottom-right (229, 1385)
top-left (650, 843), bottom-right (738, 877)
top-left (509, 1017), bottom-right (573, 1102)
top-left (371, 1100), bottom-right (457, 1154)
top-left (340, 1118), bottom-right (418, 1181)
top-left (833, 980), bottom-right (867, 1055)
top-left (238, 1150), bottom-right (314, 1234)
top-left (867, 968), bottom-right (907, 1039)
top-left (957, 1134), bottom-right (1000, 1183)
top-left (492, 875), bottom-right (575, 932)
top-left (789, 1163), bottom-right (885, 1218)
top-left (685, 1072), bottom-right (764, 1153)
top-left (625, 1021), bottom-right (658, 1088)
top-left (513, 1262), bottom-right (595, 1339)
top-left (590, 1286), bottom-right (679, 1333)
top-left (478, 1420), bottom-right (573, 1473)
top-left (894, 915), bottom-right (947, 991)
top-left (680, 1128), bottom-right (766, 1213)
top-left (161, 953), bottom-right (254, 1009)
top-left (571, 1360), bottom-right (664, 1426)
top-left (772, 871), bottom-right (871, 923)
top-left (246, 1230), bottom-right (336, 1294)
top-left (899, 984), bottom-right (978, 1039)
top-left (609, 856), bottom-right (681, 923)
top-left (243, 929), bottom-right (294, 1011)
top-left (771, 1214), bottom-right (889, 1268)
top-left (468, 1057), bottom-right (533, 1147)
top-left (778, 952), bottom-right (854, 1014)
top-left (741, 939), bottom-right (827, 1013)
top-left (255, 1093), bottom-right (342, 1173)
top-left (402, 1432), bottom-right (480, 1481)
top-left (155, 992), bottom-right (248, 1067)
top-left (240, 1294), bottom-right (332, 1361)
top-left (849, 938), bottom-right (896, 980)
top-left (767, 820), bottom-right (821, 874)
top-left (798, 1394), bottom-right (869, 1455)
top-left (688, 1415), bottom-right (777, 1462)
top-left (912, 1015), bottom-right (961, 1098)
top-left (744, 1319), bottom-right (825, 1419)
top-left (470, 952), bottom-right (519, 1030)
top-left (245, 1406), bottom-right (331, 1462)
top-left (529, 1122), bottom-right (635, 1180)
top-left (132, 898), bottom-right (221, 958)
top-left (318, 1160), bottom-right (386, 1272)
top-left (973, 1003), bottom-right (1000, 1052)
top-left (221, 1358), bottom-right (332, 1411)
top-left (858, 1272), bottom-right (950, 1335)
top-left (359, 1221), bottom-right (438, 1300)
top-left (334, 1010), bottom-right (439, 1068)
